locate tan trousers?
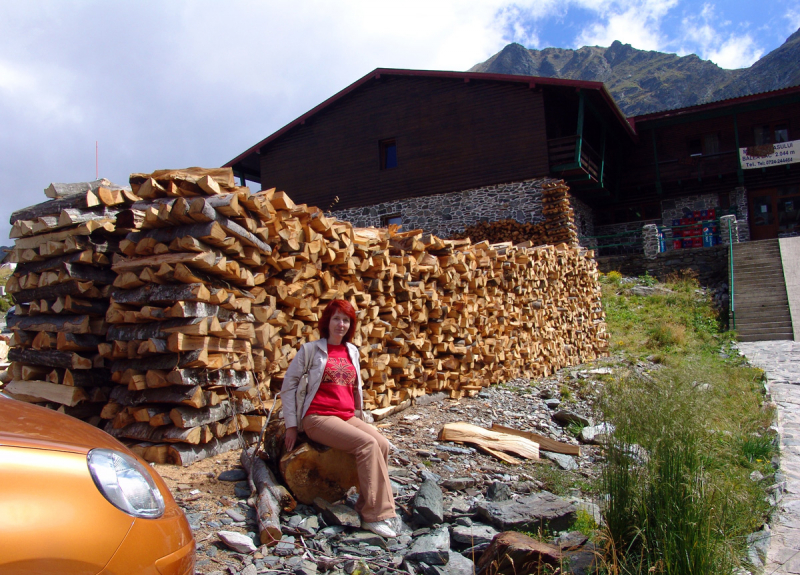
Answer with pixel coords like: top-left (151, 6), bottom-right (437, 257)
top-left (302, 414), bottom-right (396, 522)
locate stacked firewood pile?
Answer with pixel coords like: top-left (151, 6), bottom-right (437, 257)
top-left (450, 181), bottom-right (578, 247)
top-left (99, 168), bottom-right (276, 465)
top-left (4, 180), bottom-right (135, 419)
top-left (450, 219), bottom-right (547, 246)
top-left (3, 168), bottom-right (607, 465)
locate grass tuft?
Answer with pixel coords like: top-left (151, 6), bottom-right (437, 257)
top-left (596, 270), bottom-right (773, 573)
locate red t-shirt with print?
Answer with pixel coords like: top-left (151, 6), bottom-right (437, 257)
top-left (305, 344), bottom-right (357, 420)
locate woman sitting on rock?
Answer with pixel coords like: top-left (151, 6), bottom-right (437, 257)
top-left (281, 299), bottom-right (397, 538)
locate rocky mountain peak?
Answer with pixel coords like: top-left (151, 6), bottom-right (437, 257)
top-left (469, 27), bottom-right (800, 116)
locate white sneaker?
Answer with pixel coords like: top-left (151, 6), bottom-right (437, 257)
top-left (361, 519), bottom-right (397, 538)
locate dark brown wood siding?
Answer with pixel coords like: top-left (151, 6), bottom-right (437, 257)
top-left (259, 76), bottom-right (549, 210)
top-left (618, 100), bottom-right (800, 203)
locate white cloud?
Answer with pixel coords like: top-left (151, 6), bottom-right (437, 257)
top-left (679, 4), bottom-right (764, 68)
top-left (573, 0), bottom-right (679, 50)
top-left (787, 8), bottom-right (800, 34)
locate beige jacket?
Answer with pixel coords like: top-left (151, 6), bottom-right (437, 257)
top-left (280, 338), bottom-right (365, 429)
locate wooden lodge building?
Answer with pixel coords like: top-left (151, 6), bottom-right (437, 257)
top-left (226, 69), bottom-right (800, 253)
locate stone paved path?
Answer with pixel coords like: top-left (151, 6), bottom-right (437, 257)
top-left (738, 341), bottom-right (800, 574)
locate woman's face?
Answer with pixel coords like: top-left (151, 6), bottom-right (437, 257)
top-left (328, 309), bottom-right (351, 343)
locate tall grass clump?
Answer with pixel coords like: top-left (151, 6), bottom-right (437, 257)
top-left (597, 271), bottom-right (774, 574)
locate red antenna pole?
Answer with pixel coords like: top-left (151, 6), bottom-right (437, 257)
top-left (96, 141), bottom-right (99, 179)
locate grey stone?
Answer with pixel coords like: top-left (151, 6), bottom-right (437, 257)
top-left (226, 509), bottom-right (246, 522)
top-left (234, 482), bottom-right (250, 498)
top-left (274, 535), bottom-right (297, 556)
top-left (476, 491), bottom-right (577, 533)
top-left (580, 422), bottom-right (614, 444)
top-left (314, 497), bottom-right (361, 528)
top-left (217, 530), bottom-right (257, 553)
top-left (541, 451), bottom-right (578, 471)
top-left (486, 481), bottom-right (512, 501)
top-left (420, 470), bottom-right (442, 483)
top-left (239, 565), bottom-right (258, 575)
top-left (405, 526), bottom-right (451, 565)
top-left (442, 477), bottom-right (476, 490)
top-left (185, 512), bottom-right (204, 530)
top-left (413, 478), bottom-right (444, 525)
top-left (439, 551), bottom-right (475, 575)
top-left (342, 531), bottom-right (390, 549)
top-left (450, 523), bottom-right (499, 546)
top-left (552, 410), bottom-right (591, 427)
top-left (746, 526), bottom-right (770, 570)
top-left (291, 559), bottom-right (318, 575)
top-left (218, 468), bottom-right (248, 482)
top-left (435, 445), bottom-right (474, 455)
top-left (544, 398), bottom-right (561, 409)
top-left (297, 515), bottom-right (319, 535)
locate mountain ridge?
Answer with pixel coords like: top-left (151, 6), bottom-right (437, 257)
top-left (469, 28), bottom-right (800, 116)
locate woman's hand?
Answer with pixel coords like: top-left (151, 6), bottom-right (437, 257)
top-left (285, 426), bottom-right (299, 451)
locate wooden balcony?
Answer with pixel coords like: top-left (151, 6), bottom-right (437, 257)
top-left (548, 135), bottom-right (609, 192)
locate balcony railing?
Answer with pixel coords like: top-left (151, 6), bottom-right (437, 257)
top-left (548, 135), bottom-right (605, 186)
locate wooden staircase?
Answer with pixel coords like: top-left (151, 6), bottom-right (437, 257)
top-left (731, 239), bottom-right (793, 341)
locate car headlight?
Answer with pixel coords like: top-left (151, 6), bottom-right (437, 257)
top-left (87, 448), bottom-right (165, 519)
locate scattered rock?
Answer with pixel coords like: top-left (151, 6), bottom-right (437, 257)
top-left (475, 531), bottom-right (561, 575)
top-left (552, 410), bottom-right (591, 427)
top-left (486, 481), bottom-right (512, 501)
top-left (476, 492), bottom-right (577, 533)
top-left (544, 398), bottom-right (561, 409)
top-left (442, 477), bottom-right (477, 490)
top-left (580, 423), bottom-right (614, 444)
top-left (450, 523), bottom-right (499, 547)
top-left (313, 497), bottom-right (361, 528)
top-left (218, 468), bottom-right (248, 482)
top-left (541, 451), bottom-right (578, 471)
top-left (413, 478), bottom-right (445, 525)
top-left (405, 526), bottom-right (451, 565)
top-left (217, 530), bottom-right (257, 553)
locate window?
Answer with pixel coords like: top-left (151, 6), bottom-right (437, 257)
top-left (703, 133), bottom-right (719, 155)
top-left (379, 139), bottom-right (397, 170)
top-left (381, 213), bottom-right (402, 227)
top-left (688, 133), bottom-right (720, 156)
top-left (754, 122), bottom-right (790, 145)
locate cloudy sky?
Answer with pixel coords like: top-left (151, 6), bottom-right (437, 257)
top-left (1, 0), bottom-right (797, 240)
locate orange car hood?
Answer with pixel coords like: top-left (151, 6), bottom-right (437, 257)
top-left (0, 395), bottom-right (123, 454)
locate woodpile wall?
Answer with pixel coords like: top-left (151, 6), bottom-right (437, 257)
top-left (3, 169), bottom-right (608, 465)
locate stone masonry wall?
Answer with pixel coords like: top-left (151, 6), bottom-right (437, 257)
top-left (596, 245), bottom-right (729, 287)
top-left (570, 195), bottom-right (595, 238)
top-left (660, 187), bottom-right (750, 242)
top-left (332, 178), bottom-right (555, 238)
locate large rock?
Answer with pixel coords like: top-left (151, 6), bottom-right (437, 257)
top-left (217, 530), bottom-right (257, 553)
top-left (313, 497), bottom-right (360, 528)
top-left (552, 410), bottom-right (591, 427)
top-left (451, 523), bottom-right (499, 547)
top-left (476, 491), bottom-right (577, 533)
top-left (405, 526), bottom-right (451, 565)
top-left (486, 481), bottom-right (512, 501)
top-left (413, 478), bottom-right (444, 525)
top-left (442, 477), bottom-right (477, 490)
top-left (580, 423), bottom-right (614, 444)
top-left (440, 551), bottom-right (475, 575)
top-left (475, 531), bottom-right (561, 575)
top-left (541, 451), bottom-right (578, 471)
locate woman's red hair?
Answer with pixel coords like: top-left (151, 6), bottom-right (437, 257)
top-left (319, 299), bottom-right (357, 343)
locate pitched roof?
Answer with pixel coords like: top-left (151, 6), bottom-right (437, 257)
top-left (224, 67), bottom-right (636, 179)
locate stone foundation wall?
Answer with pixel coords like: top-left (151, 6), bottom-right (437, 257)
top-left (583, 221), bottom-right (657, 256)
top-left (570, 195), bottom-right (595, 238)
top-left (660, 187), bottom-right (750, 242)
top-left (596, 245), bottom-right (729, 287)
top-left (331, 178), bottom-right (554, 238)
